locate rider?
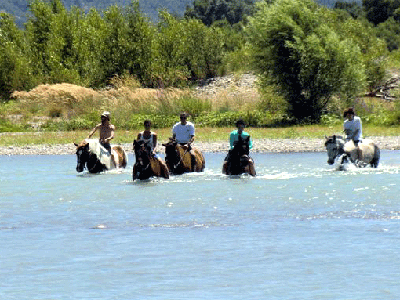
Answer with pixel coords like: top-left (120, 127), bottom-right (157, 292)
top-left (172, 112), bottom-right (196, 164)
top-left (87, 111), bottom-right (115, 153)
top-left (137, 119), bottom-right (169, 173)
top-left (222, 119), bottom-right (256, 176)
top-left (343, 107), bottom-right (362, 161)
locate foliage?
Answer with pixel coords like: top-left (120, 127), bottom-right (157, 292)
top-left (0, 13), bottom-right (35, 101)
top-left (334, 1), bottom-right (363, 18)
top-left (152, 11), bottom-right (225, 87)
top-left (363, 0), bottom-right (400, 25)
top-left (184, 0), bottom-right (255, 26)
top-left (247, 0), bottom-right (366, 122)
top-left (376, 17), bottom-right (400, 51)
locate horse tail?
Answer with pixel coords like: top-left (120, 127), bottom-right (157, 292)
top-left (371, 144), bottom-right (380, 168)
top-left (113, 146), bottom-right (128, 168)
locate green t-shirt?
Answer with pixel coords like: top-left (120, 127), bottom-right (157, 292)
top-left (229, 130), bottom-right (253, 150)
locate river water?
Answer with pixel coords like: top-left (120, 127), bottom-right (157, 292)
top-left (1, 151), bottom-right (400, 299)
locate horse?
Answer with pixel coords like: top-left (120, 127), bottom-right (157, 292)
top-left (74, 139), bottom-right (128, 173)
top-left (224, 134), bottom-right (256, 176)
top-left (324, 135), bottom-right (380, 169)
top-left (162, 140), bottom-right (205, 175)
top-left (132, 139), bottom-right (169, 180)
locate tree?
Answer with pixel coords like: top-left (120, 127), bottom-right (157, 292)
top-left (184, 0), bottom-right (255, 26)
top-left (247, 0), bottom-right (366, 122)
top-left (0, 13), bottom-right (34, 100)
top-left (363, 0), bottom-right (400, 25)
top-left (334, 1), bottom-right (363, 18)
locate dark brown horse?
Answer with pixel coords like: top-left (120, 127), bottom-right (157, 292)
top-left (162, 140), bottom-right (205, 175)
top-left (224, 134), bottom-right (255, 176)
top-left (74, 139), bottom-right (127, 173)
top-left (132, 139), bottom-right (169, 180)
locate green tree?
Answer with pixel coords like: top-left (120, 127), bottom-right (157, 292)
top-left (247, 0), bottom-right (366, 122)
top-left (363, 0), bottom-right (400, 25)
top-left (334, 1), bottom-right (363, 18)
top-left (153, 12), bottom-right (225, 87)
top-left (376, 17), bottom-right (400, 51)
top-left (0, 13), bottom-right (34, 100)
top-left (184, 0), bottom-right (255, 26)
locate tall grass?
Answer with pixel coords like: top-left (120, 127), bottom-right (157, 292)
top-left (1, 74), bottom-right (400, 133)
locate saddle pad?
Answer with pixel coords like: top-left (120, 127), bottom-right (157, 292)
top-left (86, 139), bottom-right (114, 169)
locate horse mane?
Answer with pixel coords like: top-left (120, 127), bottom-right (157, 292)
top-left (231, 134), bottom-right (250, 157)
top-left (325, 135), bottom-right (344, 146)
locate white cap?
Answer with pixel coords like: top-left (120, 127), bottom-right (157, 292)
top-left (101, 111), bottom-right (110, 119)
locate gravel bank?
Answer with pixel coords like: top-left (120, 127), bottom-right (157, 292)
top-left (1, 136), bottom-right (399, 156)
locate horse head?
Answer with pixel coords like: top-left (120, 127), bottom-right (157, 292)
top-left (226, 135), bottom-right (251, 175)
top-left (324, 135), bottom-right (345, 165)
top-left (133, 139), bottom-right (152, 167)
top-left (162, 139), bottom-right (182, 173)
top-left (74, 140), bottom-right (90, 172)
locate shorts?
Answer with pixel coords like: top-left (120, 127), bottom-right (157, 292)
top-left (101, 142), bottom-right (111, 153)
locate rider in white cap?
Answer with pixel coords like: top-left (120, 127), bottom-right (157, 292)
top-left (87, 111), bottom-right (115, 153)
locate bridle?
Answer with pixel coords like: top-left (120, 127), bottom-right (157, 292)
top-left (76, 145), bottom-right (99, 173)
top-left (134, 141), bottom-right (152, 172)
top-left (325, 136), bottom-right (345, 164)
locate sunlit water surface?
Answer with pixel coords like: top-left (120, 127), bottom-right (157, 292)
top-left (1, 151), bottom-right (400, 299)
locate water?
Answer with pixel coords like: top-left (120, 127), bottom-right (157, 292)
top-left (1, 151), bottom-right (400, 299)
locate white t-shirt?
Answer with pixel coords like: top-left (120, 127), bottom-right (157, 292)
top-left (344, 116), bottom-right (362, 141)
top-left (172, 121), bottom-right (195, 143)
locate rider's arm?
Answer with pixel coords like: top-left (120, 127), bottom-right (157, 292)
top-left (229, 131), bottom-right (236, 149)
top-left (87, 124), bottom-right (99, 139)
top-left (153, 133), bottom-right (158, 149)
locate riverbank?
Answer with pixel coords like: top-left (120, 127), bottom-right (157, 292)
top-left (1, 136), bottom-right (399, 155)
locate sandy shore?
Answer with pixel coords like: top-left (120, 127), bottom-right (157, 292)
top-left (0, 136), bottom-right (399, 155)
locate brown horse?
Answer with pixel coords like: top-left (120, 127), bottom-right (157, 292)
top-left (162, 140), bottom-right (205, 175)
top-left (325, 135), bottom-right (380, 169)
top-left (224, 134), bottom-right (256, 176)
top-left (132, 139), bottom-right (169, 180)
top-left (74, 139), bottom-right (127, 173)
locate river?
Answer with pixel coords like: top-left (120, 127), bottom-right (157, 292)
top-left (1, 151), bottom-right (400, 299)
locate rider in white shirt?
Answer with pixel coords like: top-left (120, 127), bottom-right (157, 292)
top-left (172, 112), bottom-right (196, 165)
top-left (172, 112), bottom-right (195, 144)
top-left (343, 107), bottom-right (362, 145)
top-left (343, 107), bottom-right (362, 162)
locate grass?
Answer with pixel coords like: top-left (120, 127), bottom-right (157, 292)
top-left (2, 72), bottom-right (400, 147)
top-left (0, 125), bottom-right (398, 147)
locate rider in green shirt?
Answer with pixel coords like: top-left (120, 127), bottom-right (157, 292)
top-left (223, 119), bottom-right (256, 176)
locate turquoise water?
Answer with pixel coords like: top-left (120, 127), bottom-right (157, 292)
top-left (1, 151), bottom-right (400, 299)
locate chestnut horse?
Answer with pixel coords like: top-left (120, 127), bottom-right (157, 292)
top-left (74, 139), bottom-right (127, 173)
top-left (132, 139), bottom-right (169, 180)
top-left (162, 140), bottom-right (205, 175)
top-left (324, 135), bottom-right (380, 169)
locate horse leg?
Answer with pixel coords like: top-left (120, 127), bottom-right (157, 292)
top-left (222, 161), bottom-right (228, 174)
top-left (132, 164), bottom-right (139, 180)
top-left (158, 158), bottom-right (170, 179)
top-left (190, 151), bottom-right (197, 172)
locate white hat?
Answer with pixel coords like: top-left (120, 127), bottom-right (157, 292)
top-left (101, 111), bottom-right (110, 119)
